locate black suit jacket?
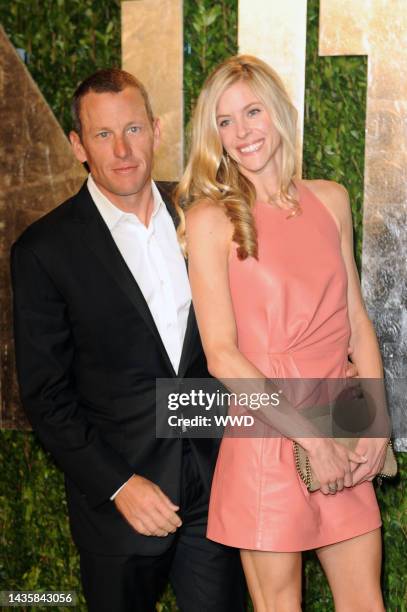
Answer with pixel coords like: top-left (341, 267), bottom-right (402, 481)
top-left (11, 181), bottom-right (218, 555)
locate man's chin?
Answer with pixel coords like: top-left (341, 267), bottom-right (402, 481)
top-left (114, 187), bottom-right (145, 197)
top-left (100, 181), bottom-right (148, 199)
top-left (109, 176), bottom-right (150, 197)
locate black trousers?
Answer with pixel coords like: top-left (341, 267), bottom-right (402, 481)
top-left (79, 443), bottom-right (247, 612)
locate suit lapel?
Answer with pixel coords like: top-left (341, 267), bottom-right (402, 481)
top-left (75, 184), bottom-right (176, 376)
top-left (157, 182), bottom-right (199, 378)
top-left (177, 306), bottom-right (199, 378)
top-left (74, 181), bottom-right (200, 378)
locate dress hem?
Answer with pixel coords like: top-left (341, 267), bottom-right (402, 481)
top-left (206, 520), bottom-right (382, 553)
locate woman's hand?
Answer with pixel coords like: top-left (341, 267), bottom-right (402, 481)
top-left (350, 438), bottom-right (389, 485)
top-left (303, 438), bottom-right (367, 495)
top-left (345, 346), bottom-right (358, 378)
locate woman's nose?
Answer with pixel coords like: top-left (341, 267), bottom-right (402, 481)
top-left (235, 118), bottom-right (250, 139)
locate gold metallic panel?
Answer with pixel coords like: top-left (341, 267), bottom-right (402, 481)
top-left (122, 0), bottom-right (183, 181)
top-left (238, 0), bottom-right (308, 171)
top-left (320, 0), bottom-right (407, 448)
top-left (0, 27), bottom-right (86, 428)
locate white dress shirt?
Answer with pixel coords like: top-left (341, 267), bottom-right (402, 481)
top-left (87, 174), bottom-right (191, 375)
top-left (87, 175), bottom-right (191, 500)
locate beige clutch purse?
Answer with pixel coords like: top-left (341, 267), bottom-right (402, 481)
top-left (293, 439), bottom-right (397, 492)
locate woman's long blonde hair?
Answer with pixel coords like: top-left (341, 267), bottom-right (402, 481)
top-left (174, 55), bottom-right (300, 260)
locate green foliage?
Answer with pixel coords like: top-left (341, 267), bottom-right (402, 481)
top-left (1, 0), bottom-right (121, 134)
top-left (376, 472), bottom-right (407, 611)
top-left (0, 431), bottom-right (85, 611)
top-left (184, 0), bottom-right (237, 129)
top-left (0, 1), bottom-right (405, 611)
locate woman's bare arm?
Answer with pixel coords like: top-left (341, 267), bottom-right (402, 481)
top-left (186, 198), bottom-right (366, 493)
top-left (306, 181), bottom-right (390, 482)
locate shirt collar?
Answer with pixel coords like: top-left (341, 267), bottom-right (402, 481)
top-left (87, 174), bottom-right (164, 231)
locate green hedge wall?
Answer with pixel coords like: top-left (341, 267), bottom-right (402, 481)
top-left (0, 1), bottom-right (405, 611)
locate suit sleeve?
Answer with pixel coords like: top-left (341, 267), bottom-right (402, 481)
top-left (11, 242), bottom-right (134, 508)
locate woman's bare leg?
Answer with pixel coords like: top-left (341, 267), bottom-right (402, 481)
top-left (240, 549), bottom-right (302, 612)
top-left (316, 528), bottom-right (384, 612)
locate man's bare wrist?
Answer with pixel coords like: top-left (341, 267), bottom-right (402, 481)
top-left (110, 474), bottom-right (135, 500)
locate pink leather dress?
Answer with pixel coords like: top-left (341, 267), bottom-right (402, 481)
top-left (206, 181), bottom-right (381, 551)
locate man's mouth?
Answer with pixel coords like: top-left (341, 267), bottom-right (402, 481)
top-left (112, 166), bottom-right (138, 174)
top-left (238, 139), bottom-right (264, 154)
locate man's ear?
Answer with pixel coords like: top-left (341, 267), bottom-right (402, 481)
top-left (69, 131), bottom-right (88, 164)
top-left (152, 118), bottom-right (161, 151)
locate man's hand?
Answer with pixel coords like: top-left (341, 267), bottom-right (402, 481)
top-left (114, 474), bottom-right (182, 537)
top-left (345, 347), bottom-right (359, 378)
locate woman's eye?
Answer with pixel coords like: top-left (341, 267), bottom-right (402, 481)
top-left (219, 119), bottom-right (231, 128)
top-left (248, 108), bottom-right (261, 117)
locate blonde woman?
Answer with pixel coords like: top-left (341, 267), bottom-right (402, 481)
top-left (175, 56), bottom-right (388, 611)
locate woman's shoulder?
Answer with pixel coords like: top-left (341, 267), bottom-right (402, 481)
top-left (185, 199), bottom-right (233, 239)
top-left (299, 179), bottom-right (352, 226)
top-left (300, 179), bottom-right (349, 203)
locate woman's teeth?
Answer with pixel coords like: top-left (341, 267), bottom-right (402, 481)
top-left (239, 140), bottom-right (263, 153)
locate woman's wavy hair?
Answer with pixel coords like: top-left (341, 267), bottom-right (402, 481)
top-left (174, 55), bottom-right (299, 259)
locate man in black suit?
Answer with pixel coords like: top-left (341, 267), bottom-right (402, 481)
top-left (11, 69), bottom-right (245, 612)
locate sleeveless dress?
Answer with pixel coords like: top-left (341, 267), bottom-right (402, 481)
top-left (206, 181), bottom-right (381, 551)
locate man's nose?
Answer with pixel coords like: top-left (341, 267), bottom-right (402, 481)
top-left (113, 135), bottom-right (131, 158)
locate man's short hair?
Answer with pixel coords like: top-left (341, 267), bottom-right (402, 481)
top-left (72, 68), bottom-right (154, 135)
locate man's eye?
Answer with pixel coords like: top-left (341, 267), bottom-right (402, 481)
top-left (98, 131), bottom-right (109, 138)
top-left (128, 126), bottom-right (141, 134)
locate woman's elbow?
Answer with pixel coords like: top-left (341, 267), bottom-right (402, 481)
top-left (206, 354), bottom-right (224, 378)
top-left (350, 312), bottom-right (376, 341)
top-left (205, 346), bottom-right (237, 378)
